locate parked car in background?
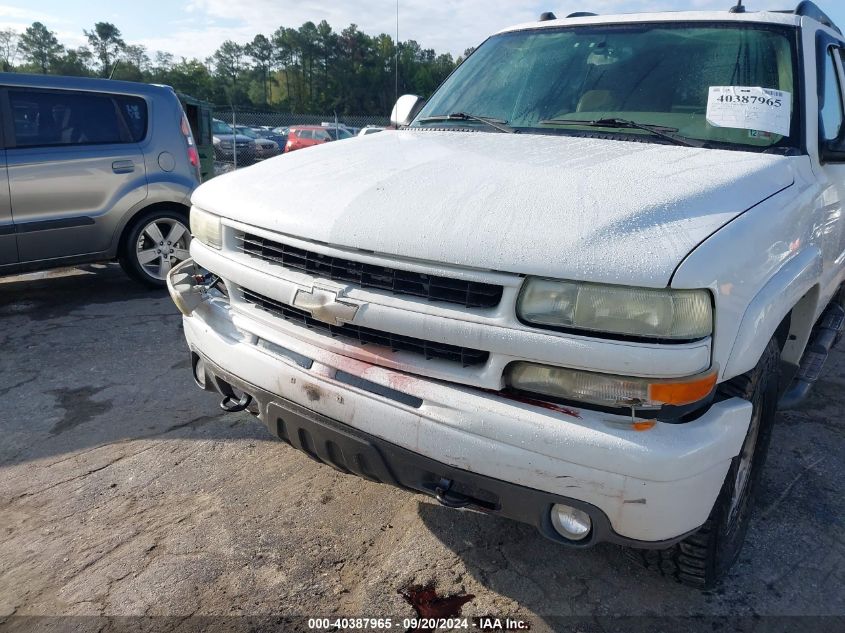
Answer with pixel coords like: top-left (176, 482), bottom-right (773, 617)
top-left (172, 3), bottom-right (845, 588)
top-left (212, 119), bottom-right (255, 165)
top-left (243, 126), bottom-right (288, 152)
top-left (284, 126), bottom-right (333, 153)
top-left (271, 129), bottom-right (289, 149)
top-left (322, 125), bottom-right (354, 141)
top-left (358, 126), bottom-right (385, 136)
top-left (234, 126), bottom-right (281, 160)
top-left (0, 73), bottom-right (199, 287)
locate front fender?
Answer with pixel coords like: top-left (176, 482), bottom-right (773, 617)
top-left (724, 247), bottom-right (821, 378)
top-left (671, 161), bottom-right (819, 382)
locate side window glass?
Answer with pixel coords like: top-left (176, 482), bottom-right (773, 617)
top-left (114, 95), bottom-right (148, 142)
top-left (299, 130), bottom-right (312, 139)
top-left (821, 49), bottom-right (844, 142)
top-left (9, 89), bottom-right (135, 148)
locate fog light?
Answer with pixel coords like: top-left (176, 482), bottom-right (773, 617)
top-left (551, 504), bottom-right (592, 541)
top-left (192, 354), bottom-right (208, 390)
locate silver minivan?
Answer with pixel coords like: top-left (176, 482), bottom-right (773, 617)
top-left (0, 73), bottom-right (201, 287)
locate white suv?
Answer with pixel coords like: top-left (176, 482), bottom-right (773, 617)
top-left (168, 2), bottom-right (845, 588)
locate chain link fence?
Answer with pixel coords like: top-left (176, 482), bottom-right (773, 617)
top-left (211, 108), bottom-right (389, 175)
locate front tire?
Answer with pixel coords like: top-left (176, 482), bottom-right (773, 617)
top-left (119, 208), bottom-right (191, 288)
top-left (632, 339), bottom-right (779, 589)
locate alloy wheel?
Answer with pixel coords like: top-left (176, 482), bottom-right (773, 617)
top-left (135, 218), bottom-right (191, 281)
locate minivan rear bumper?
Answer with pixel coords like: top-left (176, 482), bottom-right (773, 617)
top-left (174, 263), bottom-right (754, 545)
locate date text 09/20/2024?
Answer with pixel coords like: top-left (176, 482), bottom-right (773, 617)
top-left (306, 617), bottom-right (531, 630)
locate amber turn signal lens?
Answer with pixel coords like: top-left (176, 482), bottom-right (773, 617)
top-left (507, 362), bottom-right (719, 410)
top-left (648, 371), bottom-right (718, 406)
top-left (631, 420), bottom-right (657, 431)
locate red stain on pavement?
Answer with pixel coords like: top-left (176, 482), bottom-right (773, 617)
top-left (399, 584), bottom-right (475, 632)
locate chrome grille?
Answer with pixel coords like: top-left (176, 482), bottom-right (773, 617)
top-left (235, 232), bottom-right (503, 309)
top-left (242, 288), bottom-right (489, 367)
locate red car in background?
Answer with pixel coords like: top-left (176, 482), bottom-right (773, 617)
top-left (284, 126), bottom-right (333, 153)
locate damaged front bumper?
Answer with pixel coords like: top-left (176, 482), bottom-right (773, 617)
top-left (169, 259), bottom-right (754, 547)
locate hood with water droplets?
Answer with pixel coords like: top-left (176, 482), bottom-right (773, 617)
top-left (193, 129), bottom-right (795, 287)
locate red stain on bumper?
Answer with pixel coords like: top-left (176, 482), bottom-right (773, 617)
top-left (487, 390), bottom-right (582, 419)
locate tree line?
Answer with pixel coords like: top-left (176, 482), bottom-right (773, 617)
top-left (0, 21), bottom-right (473, 115)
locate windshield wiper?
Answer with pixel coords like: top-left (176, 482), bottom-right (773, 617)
top-left (539, 117), bottom-right (704, 148)
top-left (416, 112), bottom-right (516, 133)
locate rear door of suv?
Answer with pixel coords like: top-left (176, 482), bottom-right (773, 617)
top-left (1, 86), bottom-right (148, 263)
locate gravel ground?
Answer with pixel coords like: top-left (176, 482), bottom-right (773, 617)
top-left (0, 265), bottom-right (843, 632)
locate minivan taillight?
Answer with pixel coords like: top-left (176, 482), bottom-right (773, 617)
top-left (180, 112), bottom-right (202, 183)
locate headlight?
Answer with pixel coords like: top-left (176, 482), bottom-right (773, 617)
top-left (507, 362), bottom-right (718, 409)
top-left (190, 207), bottom-right (222, 250)
top-left (517, 278), bottom-right (712, 340)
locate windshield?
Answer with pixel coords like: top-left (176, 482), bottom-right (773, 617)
top-left (413, 23), bottom-right (800, 151)
top-left (237, 127), bottom-right (259, 139)
top-left (212, 120), bottom-right (234, 135)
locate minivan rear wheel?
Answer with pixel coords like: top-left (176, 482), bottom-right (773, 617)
top-left (119, 208), bottom-right (191, 288)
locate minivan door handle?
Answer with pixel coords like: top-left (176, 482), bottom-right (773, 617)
top-left (111, 160), bottom-right (135, 174)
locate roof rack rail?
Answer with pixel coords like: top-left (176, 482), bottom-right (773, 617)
top-left (793, 1), bottom-right (842, 35)
top-left (539, 12), bottom-right (557, 21)
top-left (566, 12), bottom-right (598, 18)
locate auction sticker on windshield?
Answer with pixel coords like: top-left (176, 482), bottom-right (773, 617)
top-left (706, 86), bottom-right (791, 136)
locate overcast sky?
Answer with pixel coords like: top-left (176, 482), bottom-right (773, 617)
top-left (1, 1), bottom-right (843, 60)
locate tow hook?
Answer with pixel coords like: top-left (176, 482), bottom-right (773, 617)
top-left (434, 478), bottom-right (473, 509)
top-left (220, 393), bottom-right (253, 412)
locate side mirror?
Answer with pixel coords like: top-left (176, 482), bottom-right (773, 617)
top-left (390, 94), bottom-right (425, 127)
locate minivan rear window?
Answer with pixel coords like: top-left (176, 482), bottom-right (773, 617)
top-left (9, 89), bottom-right (148, 148)
top-left (114, 95), bottom-right (147, 143)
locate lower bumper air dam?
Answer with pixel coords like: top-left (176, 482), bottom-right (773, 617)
top-left (189, 350), bottom-right (700, 550)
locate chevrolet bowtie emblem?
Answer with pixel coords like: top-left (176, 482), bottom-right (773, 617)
top-left (292, 287), bottom-right (359, 326)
